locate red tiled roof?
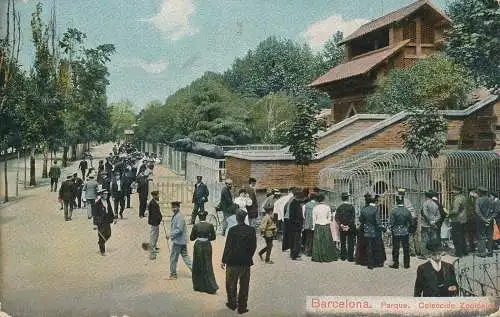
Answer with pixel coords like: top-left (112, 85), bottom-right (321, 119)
top-left (309, 40), bottom-right (409, 87)
top-left (339, 0), bottom-right (450, 45)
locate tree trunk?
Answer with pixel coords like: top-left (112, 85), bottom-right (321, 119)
top-left (71, 143), bottom-right (77, 161)
top-left (42, 147), bottom-right (48, 178)
top-left (62, 146), bottom-right (69, 167)
top-left (3, 156), bottom-right (8, 203)
top-left (23, 148), bottom-right (27, 189)
top-left (29, 144), bottom-right (36, 186)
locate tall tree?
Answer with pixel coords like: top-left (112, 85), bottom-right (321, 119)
top-left (249, 93), bottom-right (296, 143)
top-left (285, 102), bottom-right (326, 180)
top-left (0, 0), bottom-right (23, 201)
top-left (108, 99), bottom-right (136, 141)
top-left (445, 0), bottom-right (500, 89)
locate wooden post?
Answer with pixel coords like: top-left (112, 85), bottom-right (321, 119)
top-left (415, 17), bottom-right (422, 57)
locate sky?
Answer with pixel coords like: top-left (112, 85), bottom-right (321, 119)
top-left (6, 0), bottom-right (449, 110)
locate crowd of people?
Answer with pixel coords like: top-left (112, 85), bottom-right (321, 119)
top-left (49, 148), bottom-right (500, 314)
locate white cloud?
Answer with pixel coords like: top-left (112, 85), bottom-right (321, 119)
top-left (143, 0), bottom-right (198, 40)
top-left (113, 57), bottom-right (169, 74)
top-left (133, 57), bottom-right (169, 74)
top-left (300, 15), bottom-right (369, 50)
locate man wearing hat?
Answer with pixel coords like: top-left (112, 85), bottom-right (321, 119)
top-left (168, 201), bottom-right (192, 279)
top-left (191, 176), bottom-right (209, 225)
top-left (59, 174), bottom-right (76, 221)
top-left (335, 192), bottom-right (356, 262)
top-left (475, 186), bottom-right (495, 257)
top-left (148, 191), bottom-right (162, 260)
top-left (289, 189), bottom-right (307, 260)
top-left (420, 190), bottom-right (441, 259)
top-left (246, 177), bottom-right (259, 228)
top-left (48, 160), bottom-right (61, 192)
top-left (222, 208), bottom-right (257, 314)
top-left (414, 240), bottom-right (458, 297)
top-left (84, 174), bottom-right (99, 221)
top-left (448, 185), bottom-right (467, 257)
top-left (93, 186), bottom-right (115, 256)
top-left (218, 179), bottom-right (234, 236)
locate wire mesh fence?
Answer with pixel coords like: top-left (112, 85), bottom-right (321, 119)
top-left (454, 252), bottom-right (499, 297)
top-left (318, 150), bottom-right (500, 227)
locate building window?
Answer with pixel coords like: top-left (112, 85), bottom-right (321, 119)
top-left (403, 21), bottom-right (416, 43)
top-left (421, 23), bottom-right (434, 44)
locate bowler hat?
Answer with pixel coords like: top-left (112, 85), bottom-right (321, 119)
top-left (341, 192), bottom-right (349, 199)
top-left (235, 208), bottom-right (247, 218)
top-left (171, 201), bottom-right (181, 207)
top-left (425, 190), bottom-right (435, 198)
top-left (97, 185), bottom-right (108, 194)
top-left (151, 190), bottom-right (159, 196)
top-left (426, 240), bottom-right (442, 253)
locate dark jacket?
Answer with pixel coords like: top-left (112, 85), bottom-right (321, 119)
top-left (414, 261), bottom-right (458, 297)
top-left (93, 198), bottom-right (115, 226)
top-left (79, 160), bottom-right (88, 171)
top-left (136, 175), bottom-right (149, 197)
top-left (219, 186), bottom-right (233, 213)
top-left (288, 199), bottom-right (304, 232)
top-left (222, 223), bottom-right (257, 267)
top-left (148, 199), bottom-right (162, 226)
top-left (390, 205), bottom-right (412, 236)
top-left (246, 186), bottom-right (258, 219)
top-left (49, 165), bottom-right (61, 179)
top-left (59, 179), bottom-right (76, 201)
top-left (192, 182), bottom-right (209, 204)
top-left (111, 178), bottom-right (125, 198)
top-left (190, 221), bottom-right (216, 241)
top-left (359, 204), bottom-right (381, 238)
top-left (335, 202), bottom-right (356, 232)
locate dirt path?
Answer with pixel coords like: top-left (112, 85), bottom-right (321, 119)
top-left (0, 143), bottom-right (467, 317)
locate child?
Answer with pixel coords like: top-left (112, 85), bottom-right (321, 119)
top-left (258, 208), bottom-right (277, 264)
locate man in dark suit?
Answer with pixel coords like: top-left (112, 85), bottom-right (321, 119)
top-left (59, 175), bottom-right (76, 221)
top-left (222, 208), bottom-right (256, 314)
top-left (191, 176), bottom-right (209, 224)
top-left (148, 190), bottom-right (162, 260)
top-left (111, 173), bottom-right (125, 219)
top-left (219, 179), bottom-right (234, 236)
top-left (288, 190), bottom-right (306, 260)
top-left (335, 192), bottom-right (356, 262)
top-left (79, 159), bottom-right (88, 181)
top-left (414, 240), bottom-right (459, 297)
top-left (137, 172), bottom-right (149, 218)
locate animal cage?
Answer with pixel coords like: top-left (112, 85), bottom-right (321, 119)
top-left (319, 150), bottom-right (500, 227)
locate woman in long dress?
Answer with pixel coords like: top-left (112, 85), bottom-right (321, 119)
top-left (190, 211), bottom-right (218, 294)
top-left (311, 194), bottom-right (338, 262)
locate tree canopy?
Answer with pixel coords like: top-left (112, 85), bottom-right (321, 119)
top-left (445, 0), bottom-right (500, 89)
top-left (365, 55), bottom-right (474, 114)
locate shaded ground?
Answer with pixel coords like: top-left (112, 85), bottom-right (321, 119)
top-left (0, 143), bottom-right (488, 317)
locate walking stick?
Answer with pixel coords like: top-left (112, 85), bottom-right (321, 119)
top-left (162, 219), bottom-right (171, 253)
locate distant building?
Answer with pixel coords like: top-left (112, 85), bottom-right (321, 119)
top-left (310, 0), bottom-right (450, 123)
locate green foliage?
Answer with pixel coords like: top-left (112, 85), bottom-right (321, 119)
top-left (108, 99), bottom-right (136, 141)
top-left (445, 0), bottom-right (500, 88)
top-left (400, 103), bottom-right (448, 161)
top-left (317, 31), bottom-right (346, 75)
top-left (285, 102), bottom-right (326, 166)
top-left (365, 55), bottom-right (474, 114)
top-left (224, 36), bottom-right (324, 100)
top-left (249, 93), bottom-right (296, 143)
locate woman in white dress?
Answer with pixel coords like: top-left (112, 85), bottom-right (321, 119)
top-left (311, 193), bottom-right (339, 262)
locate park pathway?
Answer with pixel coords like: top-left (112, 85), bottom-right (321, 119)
top-left (0, 143), bottom-right (473, 317)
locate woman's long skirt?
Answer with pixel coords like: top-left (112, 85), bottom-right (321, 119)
top-left (312, 224), bottom-right (338, 262)
top-left (374, 236), bottom-right (387, 267)
top-left (192, 240), bottom-right (218, 294)
top-left (355, 229), bottom-right (368, 265)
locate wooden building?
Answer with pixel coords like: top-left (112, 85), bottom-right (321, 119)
top-left (310, 0), bottom-right (451, 123)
